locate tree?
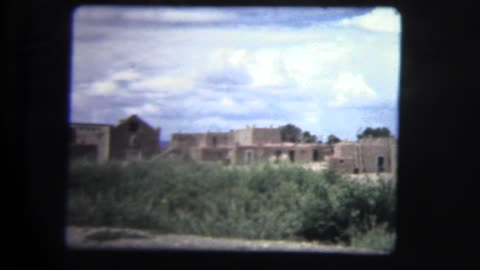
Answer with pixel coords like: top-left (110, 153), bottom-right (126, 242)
top-left (327, 134), bottom-right (341, 144)
top-left (357, 127), bottom-right (392, 139)
top-left (302, 131), bottom-right (318, 143)
top-left (279, 124), bottom-right (302, 142)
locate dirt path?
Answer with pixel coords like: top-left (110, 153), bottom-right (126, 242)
top-left (66, 226), bottom-right (385, 254)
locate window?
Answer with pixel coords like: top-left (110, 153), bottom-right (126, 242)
top-left (377, 156), bottom-right (385, 173)
top-left (245, 150), bottom-right (254, 163)
top-left (212, 136), bottom-right (217, 147)
top-left (289, 150), bottom-right (295, 162)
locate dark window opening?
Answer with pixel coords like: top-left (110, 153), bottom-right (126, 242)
top-left (289, 150), bottom-right (295, 162)
top-left (312, 149), bottom-right (319, 161)
top-left (246, 151), bottom-right (253, 163)
top-left (129, 121), bottom-right (139, 132)
top-left (353, 168), bottom-right (359, 174)
top-left (212, 136), bottom-right (217, 147)
top-left (339, 159), bottom-right (344, 163)
top-left (377, 156), bottom-right (385, 173)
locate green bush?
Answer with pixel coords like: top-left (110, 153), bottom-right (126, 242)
top-left (67, 158), bottom-right (396, 249)
top-left (349, 223), bottom-right (396, 252)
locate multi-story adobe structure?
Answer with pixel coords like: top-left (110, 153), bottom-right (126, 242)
top-left (70, 114), bottom-right (160, 161)
top-left (167, 126), bottom-right (334, 165)
top-left (167, 126), bottom-right (397, 174)
top-left (70, 114), bottom-right (396, 174)
top-left (326, 137), bottom-right (397, 174)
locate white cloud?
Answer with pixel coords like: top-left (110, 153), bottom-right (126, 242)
top-left (85, 70), bottom-right (142, 96)
top-left (207, 48), bottom-right (293, 89)
top-left (89, 80), bottom-right (117, 95)
top-left (329, 72), bottom-right (378, 107)
top-left (132, 71), bottom-right (196, 92)
top-left (111, 70), bottom-right (141, 81)
top-left (158, 9), bottom-right (234, 23)
top-left (124, 103), bottom-right (160, 115)
top-left (71, 7), bottom-right (400, 140)
top-left (339, 7), bottom-right (400, 33)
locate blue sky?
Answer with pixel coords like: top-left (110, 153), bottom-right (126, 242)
top-left (70, 6), bottom-right (400, 142)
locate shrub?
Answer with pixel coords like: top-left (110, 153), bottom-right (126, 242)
top-left (349, 223), bottom-right (396, 252)
top-left (67, 158), bottom-right (396, 245)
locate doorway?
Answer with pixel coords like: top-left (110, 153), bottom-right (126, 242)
top-left (312, 149), bottom-right (319, 161)
top-left (289, 150), bottom-right (295, 162)
top-left (377, 156), bottom-right (385, 173)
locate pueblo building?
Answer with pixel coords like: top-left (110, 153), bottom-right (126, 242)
top-left (166, 126), bottom-right (333, 165)
top-left (326, 137), bottom-right (397, 174)
top-left (69, 114), bottom-right (160, 161)
top-left (166, 126), bottom-right (397, 174)
top-left (69, 114), bottom-right (396, 174)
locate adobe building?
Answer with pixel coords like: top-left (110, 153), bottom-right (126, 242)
top-left (326, 137), bottom-right (397, 174)
top-left (167, 126), bottom-right (333, 165)
top-left (70, 115), bottom-right (160, 161)
top-left (167, 126), bottom-right (397, 174)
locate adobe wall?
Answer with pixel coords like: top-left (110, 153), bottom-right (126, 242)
top-left (332, 142), bottom-right (356, 159)
top-left (70, 124), bottom-right (111, 161)
top-left (110, 116), bottom-right (160, 160)
top-left (230, 144), bottom-right (332, 165)
top-left (328, 137), bottom-right (397, 173)
top-left (357, 138), bottom-right (395, 173)
top-left (233, 128), bottom-right (253, 145)
top-left (252, 128), bottom-right (281, 145)
top-left (204, 132), bottom-right (232, 147)
top-left (171, 133), bottom-right (204, 148)
top-left (327, 157), bottom-right (356, 174)
top-left (199, 148), bottom-right (230, 162)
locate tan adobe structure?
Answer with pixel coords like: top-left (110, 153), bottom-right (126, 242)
top-left (167, 126), bottom-right (333, 165)
top-left (70, 114), bottom-right (396, 174)
top-left (167, 127), bottom-right (397, 174)
top-left (326, 137), bottom-right (397, 174)
top-left (70, 115), bottom-right (160, 161)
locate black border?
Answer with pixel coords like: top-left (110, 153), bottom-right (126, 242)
top-left (9, 0), bottom-right (477, 269)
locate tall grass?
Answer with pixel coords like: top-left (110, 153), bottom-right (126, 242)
top-left (67, 157), bottom-right (396, 251)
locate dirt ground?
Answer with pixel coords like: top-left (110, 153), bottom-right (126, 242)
top-left (65, 226), bottom-right (386, 254)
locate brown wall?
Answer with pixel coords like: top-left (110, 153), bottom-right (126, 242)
top-left (252, 128), bottom-right (281, 145)
top-left (110, 115), bottom-right (160, 160)
top-left (328, 138), bottom-right (397, 173)
top-left (229, 144), bottom-right (332, 165)
top-left (356, 138), bottom-right (395, 173)
top-left (200, 148), bottom-right (230, 162)
top-left (204, 132), bottom-right (231, 147)
top-left (233, 128), bottom-right (253, 145)
top-left (327, 157), bottom-right (356, 174)
top-left (171, 133), bottom-right (203, 148)
top-left (70, 124), bottom-right (111, 161)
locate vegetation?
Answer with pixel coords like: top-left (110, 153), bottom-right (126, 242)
top-left (279, 124), bottom-right (319, 143)
top-left (357, 127), bottom-right (392, 139)
top-left (67, 157), bottom-right (396, 252)
top-left (327, 134), bottom-right (341, 144)
top-left (302, 131), bottom-right (318, 143)
top-left (279, 124), bottom-right (302, 142)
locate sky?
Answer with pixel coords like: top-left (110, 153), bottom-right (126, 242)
top-left (70, 6), bottom-right (401, 142)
